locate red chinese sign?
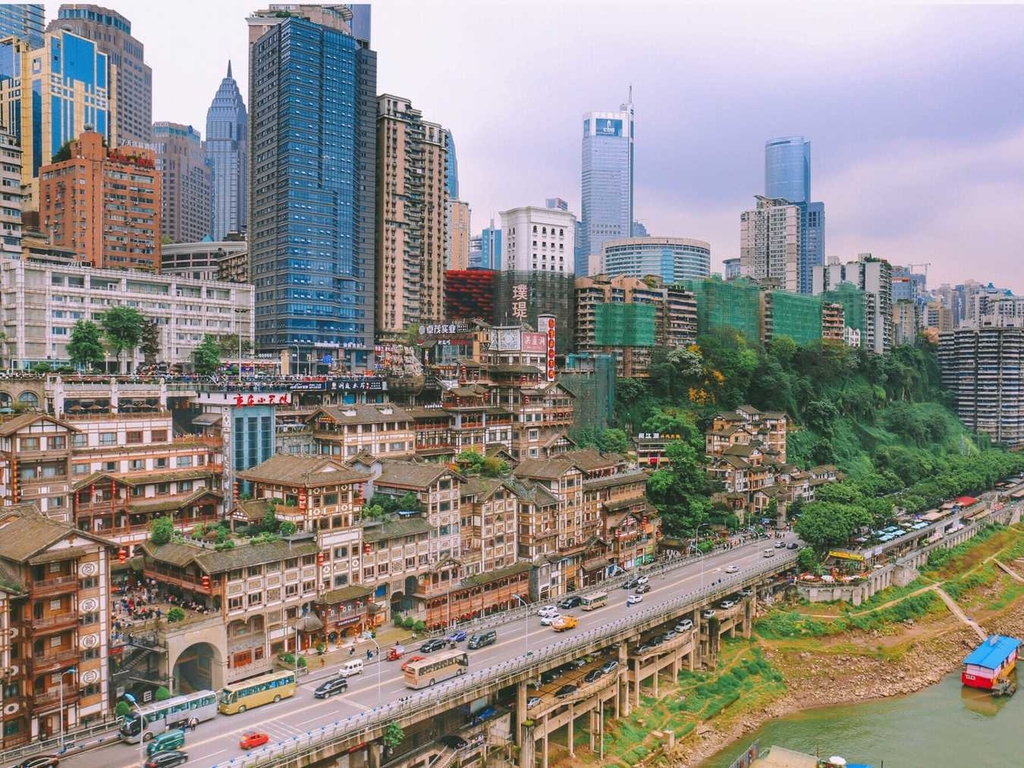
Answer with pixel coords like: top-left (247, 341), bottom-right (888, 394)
top-left (234, 393), bottom-right (290, 407)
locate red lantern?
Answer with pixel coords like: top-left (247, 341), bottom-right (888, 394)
top-left (118, 547), bottom-right (127, 564)
top-left (202, 574), bottom-right (211, 590)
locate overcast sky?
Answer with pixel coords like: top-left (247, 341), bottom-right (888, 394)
top-left (44, 1), bottom-right (1024, 291)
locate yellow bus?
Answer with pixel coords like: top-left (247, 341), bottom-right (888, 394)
top-left (218, 669), bottom-right (298, 714)
top-left (580, 592), bottom-right (608, 611)
top-left (403, 650), bottom-right (469, 689)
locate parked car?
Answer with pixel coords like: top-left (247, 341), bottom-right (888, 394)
top-left (600, 659), bottom-right (620, 674)
top-left (555, 684), bottom-right (578, 698)
top-left (622, 578), bottom-right (640, 590)
top-left (538, 605), bottom-right (559, 617)
top-left (559, 595), bottom-right (583, 609)
top-left (539, 612), bottom-right (561, 626)
top-left (401, 655), bottom-right (426, 672)
top-left (720, 599), bottom-right (737, 609)
top-left (446, 630), bottom-right (468, 643)
top-left (567, 658), bottom-right (587, 669)
top-left (240, 731), bottom-right (270, 750)
top-left (675, 619), bottom-right (694, 632)
top-left (787, 542), bottom-right (800, 550)
top-left (636, 575), bottom-right (650, 586)
top-left (763, 548), bottom-right (776, 558)
top-left (541, 668), bottom-right (564, 685)
top-left (635, 583), bottom-right (652, 594)
top-left (314, 676), bottom-right (349, 698)
top-left (438, 734), bottom-right (469, 750)
top-left (420, 638), bottom-right (448, 653)
top-left (662, 630), bottom-right (679, 641)
top-left (635, 643), bottom-right (654, 654)
top-left (16, 757), bottom-right (60, 768)
top-left (552, 615), bottom-right (579, 632)
top-left (738, 588), bottom-right (753, 597)
top-left (584, 668), bottom-right (604, 684)
top-left (702, 608), bottom-right (717, 619)
top-left (648, 634), bottom-right (665, 647)
top-left (626, 594), bottom-right (643, 606)
top-left (471, 706), bottom-right (497, 725)
top-left (144, 753), bottom-right (188, 768)
top-left (527, 696), bottom-right (542, 708)
top-left (725, 565), bottom-right (740, 573)
top-left (775, 540), bottom-right (787, 548)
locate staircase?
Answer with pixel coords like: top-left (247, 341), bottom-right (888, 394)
top-left (431, 747), bottom-right (459, 768)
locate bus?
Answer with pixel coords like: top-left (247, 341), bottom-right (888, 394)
top-left (218, 670), bottom-right (298, 714)
top-left (119, 690), bottom-right (218, 743)
top-left (403, 650), bottom-right (469, 689)
top-left (580, 592), bottom-right (608, 611)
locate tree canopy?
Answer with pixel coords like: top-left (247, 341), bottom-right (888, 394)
top-left (645, 440), bottom-right (712, 537)
top-left (67, 320), bottom-right (105, 370)
top-left (100, 306), bottom-right (147, 372)
top-left (192, 335), bottom-right (222, 375)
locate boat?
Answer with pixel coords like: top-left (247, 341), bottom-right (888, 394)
top-left (961, 634), bottom-right (1021, 694)
top-left (738, 743), bottom-right (875, 768)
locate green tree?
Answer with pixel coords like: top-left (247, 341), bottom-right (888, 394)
top-left (115, 700), bottom-right (131, 718)
top-left (67, 320), bottom-right (105, 370)
top-left (149, 516), bottom-right (174, 545)
top-left (53, 140), bottom-right (73, 163)
top-left (155, 686), bottom-right (171, 701)
top-left (596, 428), bottom-right (630, 454)
top-left (140, 319), bottom-right (161, 366)
top-left (192, 335), bottom-right (222, 375)
top-left (383, 722), bottom-right (405, 754)
top-left (793, 502), bottom-right (871, 555)
top-left (101, 306), bottom-right (147, 373)
top-left (797, 547), bottom-right (820, 573)
top-left (645, 440), bottom-right (711, 536)
top-left (166, 607), bottom-right (185, 623)
top-left (217, 334), bottom-right (253, 356)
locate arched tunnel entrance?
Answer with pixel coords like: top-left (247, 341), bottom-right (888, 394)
top-left (172, 641), bottom-right (223, 692)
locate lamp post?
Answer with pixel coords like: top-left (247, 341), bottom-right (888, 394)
top-left (123, 693), bottom-right (145, 767)
top-left (511, 594), bottom-right (531, 657)
top-left (693, 523), bottom-right (712, 590)
top-left (363, 632), bottom-right (382, 705)
top-left (58, 667), bottom-right (77, 752)
top-left (291, 345), bottom-right (301, 377)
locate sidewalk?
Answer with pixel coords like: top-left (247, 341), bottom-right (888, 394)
top-left (297, 626), bottom-right (417, 673)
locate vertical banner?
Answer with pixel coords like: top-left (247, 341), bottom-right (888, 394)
top-left (539, 314), bottom-right (556, 382)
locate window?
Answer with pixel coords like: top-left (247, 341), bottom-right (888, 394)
top-left (129, 459), bottom-right (144, 471)
top-left (152, 430), bottom-right (167, 442)
top-left (125, 431), bottom-right (143, 444)
top-left (285, 584), bottom-right (298, 598)
top-left (155, 458), bottom-right (168, 469)
top-left (79, 577), bottom-right (97, 590)
top-left (228, 597), bottom-right (242, 611)
top-left (72, 434), bottom-right (88, 448)
top-left (99, 432), bottom-right (117, 446)
top-left (334, 546), bottom-right (348, 559)
top-left (248, 565), bottom-right (263, 577)
top-left (177, 456), bottom-right (193, 468)
top-left (19, 438), bottom-right (39, 451)
top-left (49, 436), bottom-right (66, 450)
top-left (247, 593), bottom-right (262, 607)
top-left (72, 463), bottom-right (89, 475)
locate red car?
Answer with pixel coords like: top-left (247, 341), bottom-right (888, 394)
top-left (240, 731), bottom-right (270, 750)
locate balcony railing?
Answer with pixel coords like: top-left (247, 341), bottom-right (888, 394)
top-left (29, 576), bottom-right (78, 596)
top-left (30, 648), bottom-right (79, 673)
top-left (30, 686), bottom-right (79, 711)
top-left (28, 613), bottom-right (79, 634)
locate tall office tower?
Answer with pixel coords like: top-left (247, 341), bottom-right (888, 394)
top-left (375, 94), bottom-right (448, 334)
top-left (602, 237), bottom-right (711, 283)
top-left (478, 219), bottom-right (501, 270)
top-left (447, 199), bottom-right (471, 271)
top-left (0, 30), bottom-right (112, 200)
top-left (48, 5), bottom-right (152, 145)
top-left (0, 126), bottom-right (22, 256)
top-left (205, 61), bottom-right (247, 240)
top-left (248, 5), bottom-right (377, 371)
top-left (739, 196), bottom-right (801, 293)
top-left (631, 220), bottom-right (648, 237)
top-left (723, 257), bottom-right (741, 280)
top-left (151, 122), bottom-right (211, 244)
top-left (500, 205), bottom-right (576, 274)
top-left (0, 4), bottom-right (44, 48)
top-left (444, 128), bottom-right (458, 199)
top-left (39, 130), bottom-right (160, 269)
top-left (579, 91), bottom-right (634, 276)
top-left (812, 254), bottom-right (894, 354)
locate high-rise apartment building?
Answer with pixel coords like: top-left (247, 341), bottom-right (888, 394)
top-left (247, 5), bottom-right (377, 371)
top-left (0, 30), bottom-right (112, 199)
top-left (375, 94), bottom-right (447, 334)
top-left (444, 127), bottom-right (458, 200)
top-left (764, 136), bottom-right (825, 293)
top-left (812, 254), bottom-right (893, 354)
top-left (151, 122), bottom-right (210, 244)
top-left (739, 196), bottom-right (801, 292)
top-left (48, 4), bottom-right (152, 145)
top-left (447, 199), bottom-right (471, 271)
top-left (205, 62), bottom-right (247, 240)
top-left (0, 126), bottom-right (22, 256)
top-left (602, 237), bottom-right (711, 283)
top-left (39, 131), bottom-right (160, 270)
top-left (579, 93), bottom-right (634, 275)
top-left (0, 4), bottom-right (44, 48)
top-left (501, 206), bottom-right (576, 274)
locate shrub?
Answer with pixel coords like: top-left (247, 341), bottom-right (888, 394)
top-left (412, 620), bottom-right (426, 632)
top-left (214, 540), bottom-right (235, 552)
top-left (166, 607), bottom-right (186, 623)
top-left (393, 614), bottom-right (405, 628)
top-left (155, 686), bottom-right (171, 701)
top-left (115, 700), bottom-right (131, 718)
top-left (316, 642), bottom-right (326, 655)
top-left (297, 655), bottom-right (308, 668)
top-left (279, 652), bottom-right (295, 664)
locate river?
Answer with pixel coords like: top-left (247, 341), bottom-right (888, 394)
top-left (702, 673), bottom-right (1021, 767)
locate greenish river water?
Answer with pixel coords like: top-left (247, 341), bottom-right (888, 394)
top-left (703, 673), bottom-right (1021, 767)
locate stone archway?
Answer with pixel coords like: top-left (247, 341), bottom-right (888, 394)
top-left (0, 391), bottom-right (11, 411)
top-left (172, 641), bottom-right (223, 693)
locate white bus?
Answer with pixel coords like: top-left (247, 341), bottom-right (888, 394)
top-left (403, 650), bottom-right (469, 689)
top-left (119, 690), bottom-right (218, 743)
top-left (580, 592), bottom-right (608, 611)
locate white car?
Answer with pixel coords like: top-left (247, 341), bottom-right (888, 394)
top-left (720, 599), bottom-right (737, 609)
top-left (537, 605), bottom-right (559, 618)
top-left (675, 619), bottom-right (694, 632)
top-left (636, 575), bottom-right (650, 586)
top-left (702, 608), bottom-right (717, 619)
top-left (626, 594), bottom-right (643, 606)
top-left (539, 612), bottom-right (561, 626)
top-left (725, 565), bottom-right (739, 574)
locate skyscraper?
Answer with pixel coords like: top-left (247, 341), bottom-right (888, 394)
top-left (48, 5), bottom-right (152, 145)
top-left (0, 4), bottom-right (44, 49)
top-left (376, 94), bottom-right (448, 334)
top-left (152, 122), bottom-right (211, 243)
top-left (447, 199), bottom-right (471, 271)
top-left (764, 136), bottom-right (825, 293)
top-left (247, 5), bottom-right (377, 371)
top-left (0, 126), bottom-right (22, 257)
top-left (739, 196), bottom-right (801, 293)
top-left (579, 91), bottom-right (634, 276)
top-left (205, 61), bottom-right (247, 240)
top-left (478, 220), bottom-right (502, 270)
top-left (444, 128), bottom-right (458, 200)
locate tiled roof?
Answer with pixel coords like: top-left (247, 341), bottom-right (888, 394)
top-left (463, 561), bottom-right (531, 588)
top-left (563, 448), bottom-right (624, 473)
top-left (603, 496), bottom-right (650, 513)
top-left (317, 584), bottom-right (373, 605)
top-left (461, 477), bottom-right (505, 500)
top-left (513, 457), bottom-right (578, 480)
top-left (0, 504), bottom-right (112, 562)
top-left (232, 499), bottom-right (274, 522)
top-left (505, 477), bottom-right (559, 507)
top-left (310, 403), bottom-right (413, 426)
top-left (376, 460), bottom-right (456, 490)
top-left (362, 517), bottom-right (432, 543)
top-left (140, 537), bottom-right (320, 574)
top-left (128, 488), bottom-right (222, 515)
top-left (583, 471), bottom-right (648, 492)
top-left (403, 405), bottom-right (450, 420)
top-left (238, 454), bottom-right (369, 487)
top-left (0, 412), bottom-right (78, 436)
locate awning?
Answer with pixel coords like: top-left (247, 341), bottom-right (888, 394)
top-left (192, 413), bottom-right (222, 426)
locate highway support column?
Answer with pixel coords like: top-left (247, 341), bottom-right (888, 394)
top-left (618, 641), bottom-right (630, 717)
top-left (517, 681), bottom-right (536, 768)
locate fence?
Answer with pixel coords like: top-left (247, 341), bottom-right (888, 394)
top-left (0, 718), bottom-right (122, 766)
top-left (210, 552), bottom-right (797, 768)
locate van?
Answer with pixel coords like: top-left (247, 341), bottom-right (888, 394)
top-left (146, 729), bottom-right (186, 757)
top-left (762, 548), bottom-right (776, 558)
top-left (338, 658), bottom-right (364, 677)
top-left (468, 629), bottom-right (496, 650)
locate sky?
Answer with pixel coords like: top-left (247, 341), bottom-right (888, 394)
top-left (43, 1), bottom-right (1024, 292)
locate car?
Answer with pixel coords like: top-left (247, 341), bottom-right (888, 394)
top-left (622, 578), bottom-right (640, 590)
top-left (584, 668), bottom-right (604, 684)
top-left (537, 605), bottom-right (559, 617)
top-left (240, 731), bottom-right (270, 750)
top-left (420, 638), bottom-right (448, 653)
top-left (775, 540), bottom-right (787, 548)
top-left (635, 643), bottom-right (654, 654)
top-left (527, 696), bottom-right (542, 708)
top-left (662, 630), bottom-right (679, 641)
top-left (725, 565), bottom-right (740, 573)
top-left (539, 612), bottom-right (561, 626)
top-left (313, 676), bottom-right (349, 698)
top-left (144, 753), bottom-right (188, 768)
top-left (471, 706), bottom-right (497, 725)
top-left (555, 684), bottom-right (578, 698)
top-left (600, 659), bottom-right (620, 674)
top-left (559, 595), bottom-right (583, 609)
top-left (401, 655), bottom-right (426, 672)
top-left (16, 758), bottom-right (60, 768)
top-left (437, 734), bottom-right (469, 750)
top-left (649, 634), bottom-right (665, 647)
top-left (446, 630), bottom-right (467, 643)
top-left (627, 593), bottom-right (644, 605)
top-left (763, 548), bottom-right (776, 558)
top-left (635, 583), bottom-right (652, 594)
top-left (541, 668), bottom-right (564, 685)
top-left (788, 542), bottom-right (800, 550)
top-left (720, 599), bottom-right (737, 609)
top-left (675, 619), bottom-right (694, 632)
top-left (567, 657), bottom-right (587, 669)
top-left (636, 575), bottom-right (650, 586)
top-left (738, 588), bottom-right (753, 597)
top-left (702, 608), bottom-right (717, 619)
top-left (551, 615), bottom-right (579, 632)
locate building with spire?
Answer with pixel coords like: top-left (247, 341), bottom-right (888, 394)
top-left (47, 4), bottom-right (153, 145)
top-left (205, 61), bottom-right (247, 240)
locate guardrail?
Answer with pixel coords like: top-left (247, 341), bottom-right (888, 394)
top-left (0, 718), bottom-right (122, 766)
top-left (211, 552), bottom-right (797, 768)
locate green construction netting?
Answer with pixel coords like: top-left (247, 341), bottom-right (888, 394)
top-left (680, 277), bottom-right (763, 342)
top-left (594, 303), bottom-right (656, 347)
top-left (821, 282), bottom-right (866, 333)
top-left (771, 291), bottom-right (823, 345)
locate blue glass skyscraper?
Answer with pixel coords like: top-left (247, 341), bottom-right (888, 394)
top-left (444, 128), bottom-right (458, 200)
top-left (206, 61), bottom-right (247, 240)
top-left (0, 4), bottom-right (44, 50)
top-left (765, 136), bottom-right (825, 294)
top-left (479, 224), bottom-right (501, 270)
top-left (248, 5), bottom-right (377, 372)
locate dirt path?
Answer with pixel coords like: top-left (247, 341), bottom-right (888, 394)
top-left (991, 558), bottom-right (1024, 584)
top-left (934, 587), bottom-right (987, 641)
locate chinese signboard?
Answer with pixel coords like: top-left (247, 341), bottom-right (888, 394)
top-left (636, 433), bottom-right (682, 441)
top-left (234, 393), bottom-right (290, 407)
top-left (595, 118), bottom-right (623, 137)
top-left (540, 314), bottom-right (556, 382)
top-left (512, 284), bottom-right (528, 321)
top-left (290, 377), bottom-right (387, 393)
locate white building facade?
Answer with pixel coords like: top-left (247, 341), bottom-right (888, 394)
top-left (500, 206), bottom-right (576, 274)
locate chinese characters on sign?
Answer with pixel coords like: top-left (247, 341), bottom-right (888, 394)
top-left (540, 314), bottom-right (556, 382)
top-left (512, 283), bottom-right (528, 320)
top-left (234, 393), bottom-right (290, 407)
top-left (636, 433), bottom-right (682, 441)
top-left (418, 323), bottom-right (468, 337)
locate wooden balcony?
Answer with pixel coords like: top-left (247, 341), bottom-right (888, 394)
top-left (27, 613), bottom-right (79, 635)
top-left (30, 686), bottom-right (79, 712)
top-left (30, 648), bottom-right (79, 674)
top-left (29, 575), bottom-right (78, 597)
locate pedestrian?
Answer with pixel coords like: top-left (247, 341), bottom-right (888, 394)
top-left (188, 716), bottom-right (198, 732)
top-left (320, 657), bottom-right (325, 667)
top-left (366, 648), bottom-right (372, 660)
top-left (349, 646), bottom-right (355, 657)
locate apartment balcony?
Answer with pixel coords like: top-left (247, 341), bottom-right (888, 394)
top-left (29, 575), bottom-right (78, 597)
top-left (30, 649), bottom-right (80, 675)
top-left (30, 686), bottom-right (80, 712)
top-left (26, 612), bottom-right (79, 635)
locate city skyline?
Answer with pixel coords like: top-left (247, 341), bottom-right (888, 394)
top-left (31, 1), bottom-right (1024, 292)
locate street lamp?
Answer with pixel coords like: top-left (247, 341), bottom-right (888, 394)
top-left (693, 523), bottom-right (713, 590)
top-left (362, 632), bottom-right (382, 705)
top-left (511, 594), bottom-right (531, 657)
top-left (123, 693), bottom-right (146, 767)
top-left (58, 667), bottom-right (77, 752)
